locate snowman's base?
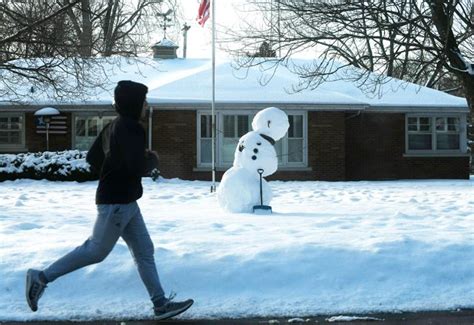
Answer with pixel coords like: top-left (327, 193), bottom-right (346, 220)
top-left (253, 205), bottom-right (272, 215)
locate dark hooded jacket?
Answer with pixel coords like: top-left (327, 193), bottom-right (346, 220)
top-left (86, 80), bottom-right (158, 204)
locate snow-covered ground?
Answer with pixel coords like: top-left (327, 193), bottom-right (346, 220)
top-left (1, 177), bottom-right (473, 321)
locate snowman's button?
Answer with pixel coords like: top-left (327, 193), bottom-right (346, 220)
top-left (253, 148), bottom-right (258, 153)
top-left (257, 142), bottom-right (261, 146)
top-left (252, 155), bottom-right (257, 160)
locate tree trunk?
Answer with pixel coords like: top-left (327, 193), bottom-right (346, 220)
top-left (430, 0), bottom-right (474, 114)
top-left (79, 0), bottom-right (92, 57)
top-left (102, 0), bottom-right (120, 57)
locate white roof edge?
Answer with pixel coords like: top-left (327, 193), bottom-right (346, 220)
top-left (0, 101), bottom-right (469, 113)
top-left (367, 105), bottom-right (469, 113)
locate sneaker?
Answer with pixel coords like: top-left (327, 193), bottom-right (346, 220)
top-left (154, 295), bottom-right (194, 320)
top-left (26, 269), bottom-right (47, 312)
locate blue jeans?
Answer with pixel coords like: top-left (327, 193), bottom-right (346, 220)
top-left (43, 201), bottom-right (166, 304)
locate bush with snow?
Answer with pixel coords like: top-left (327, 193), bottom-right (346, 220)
top-left (0, 150), bottom-right (95, 182)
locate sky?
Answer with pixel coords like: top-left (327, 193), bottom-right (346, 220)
top-left (160, 0), bottom-right (316, 59)
top-left (154, 0), bottom-right (252, 58)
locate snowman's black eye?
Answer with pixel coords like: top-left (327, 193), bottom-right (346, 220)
top-left (253, 148), bottom-right (258, 153)
top-left (252, 155), bottom-right (257, 160)
top-left (257, 142), bottom-right (261, 146)
top-left (238, 145), bottom-right (245, 152)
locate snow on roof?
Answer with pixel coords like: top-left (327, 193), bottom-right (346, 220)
top-left (152, 38), bottom-right (178, 48)
top-left (33, 107), bottom-right (60, 116)
top-left (148, 59), bottom-right (468, 111)
top-left (0, 57), bottom-right (468, 112)
top-left (148, 59), bottom-right (370, 107)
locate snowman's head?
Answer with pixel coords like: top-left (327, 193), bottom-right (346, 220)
top-left (233, 131), bottom-right (278, 177)
top-left (251, 107), bottom-right (289, 141)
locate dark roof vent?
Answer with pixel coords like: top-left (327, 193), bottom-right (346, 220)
top-left (151, 38), bottom-right (179, 59)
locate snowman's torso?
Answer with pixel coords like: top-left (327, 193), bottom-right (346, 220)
top-left (233, 131), bottom-right (278, 177)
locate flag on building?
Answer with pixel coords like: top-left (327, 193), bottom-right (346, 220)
top-left (197, 0), bottom-right (210, 26)
top-left (35, 115), bottom-right (67, 135)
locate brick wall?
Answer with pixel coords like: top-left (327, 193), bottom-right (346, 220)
top-left (153, 110), bottom-right (471, 181)
top-left (25, 112), bottom-right (72, 152)
top-left (269, 111), bottom-right (346, 181)
top-left (151, 110), bottom-right (197, 180)
top-left (345, 112), bottom-right (469, 180)
top-left (152, 110), bottom-right (347, 181)
top-left (67, 109), bottom-right (467, 181)
top-left (309, 111), bottom-right (346, 180)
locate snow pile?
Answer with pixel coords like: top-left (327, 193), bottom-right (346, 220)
top-left (0, 150), bottom-right (93, 181)
top-left (0, 178), bottom-right (473, 321)
top-left (326, 315), bottom-right (384, 322)
top-left (34, 107), bottom-right (60, 116)
top-left (287, 317), bottom-right (307, 323)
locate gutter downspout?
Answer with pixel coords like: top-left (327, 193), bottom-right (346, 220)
top-left (148, 105), bottom-right (153, 150)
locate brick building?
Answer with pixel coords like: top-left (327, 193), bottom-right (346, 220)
top-left (0, 56), bottom-right (470, 180)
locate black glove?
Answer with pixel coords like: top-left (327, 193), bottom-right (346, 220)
top-left (143, 150), bottom-right (159, 177)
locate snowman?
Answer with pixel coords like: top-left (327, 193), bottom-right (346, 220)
top-left (217, 107), bottom-right (289, 213)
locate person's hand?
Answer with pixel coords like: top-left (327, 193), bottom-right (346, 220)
top-left (144, 149), bottom-right (159, 176)
top-left (145, 149), bottom-right (159, 160)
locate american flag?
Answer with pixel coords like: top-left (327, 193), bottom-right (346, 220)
top-left (36, 115), bottom-right (67, 135)
top-left (197, 0), bottom-right (210, 26)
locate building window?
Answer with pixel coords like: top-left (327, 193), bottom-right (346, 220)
top-left (74, 115), bottom-right (115, 151)
top-left (436, 117), bottom-right (460, 150)
top-left (406, 115), bottom-right (466, 153)
top-left (0, 114), bottom-right (24, 149)
top-left (287, 114), bottom-right (305, 163)
top-left (199, 114), bottom-right (212, 164)
top-left (197, 111), bottom-right (307, 168)
top-left (222, 114), bottom-right (251, 164)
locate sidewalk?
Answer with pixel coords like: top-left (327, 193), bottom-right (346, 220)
top-left (2, 309), bottom-right (474, 325)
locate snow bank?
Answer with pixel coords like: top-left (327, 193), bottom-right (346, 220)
top-left (0, 178), bottom-right (473, 321)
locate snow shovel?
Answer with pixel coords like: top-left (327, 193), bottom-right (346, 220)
top-left (253, 168), bottom-right (272, 214)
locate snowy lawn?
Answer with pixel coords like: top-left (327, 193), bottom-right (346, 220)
top-left (0, 177), bottom-right (473, 321)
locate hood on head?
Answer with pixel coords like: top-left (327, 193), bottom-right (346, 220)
top-left (114, 80), bottom-right (148, 120)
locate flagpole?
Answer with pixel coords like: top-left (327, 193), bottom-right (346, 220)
top-left (210, 0), bottom-right (216, 193)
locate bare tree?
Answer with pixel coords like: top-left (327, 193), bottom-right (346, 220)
top-left (0, 0), bottom-right (88, 100)
top-left (61, 0), bottom-right (180, 57)
top-left (0, 0), bottom-right (79, 59)
top-left (0, 0), bottom-right (181, 102)
top-left (428, 0), bottom-right (474, 109)
top-left (223, 0), bottom-right (474, 112)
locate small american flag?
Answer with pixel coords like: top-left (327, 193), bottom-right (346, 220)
top-left (36, 115), bottom-right (67, 135)
top-left (197, 0), bottom-right (210, 27)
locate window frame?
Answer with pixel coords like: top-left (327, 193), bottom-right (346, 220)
top-left (219, 111), bottom-right (253, 166)
top-left (197, 110), bottom-right (308, 169)
top-left (72, 112), bottom-right (116, 150)
top-left (405, 113), bottom-right (468, 155)
top-left (0, 113), bottom-right (26, 151)
top-left (197, 111), bottom-right (213, 167)
top-left (281, 112), bottom-right (308, 167)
